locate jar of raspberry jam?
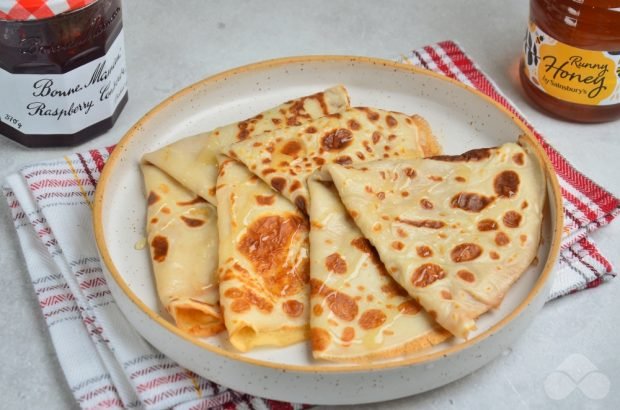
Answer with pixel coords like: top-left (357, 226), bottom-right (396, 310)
top-left (0, 0), bottom-right (128, 147)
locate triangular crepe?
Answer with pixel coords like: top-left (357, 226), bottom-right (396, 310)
top-left (226, 107), bottom-right (440, 213)
top-left (142, 164), bottom-right (224, 336)
top-left (216, 156), bottom-right (310, 352)
top-left (308, 178), bottom-right (451, 361)
top-left (142, 86), bottom-right (350, 204)
top-left (326, 141), bottom-right (545, 339)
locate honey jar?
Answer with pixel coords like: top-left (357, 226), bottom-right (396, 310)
top-left (0, 0), bottom-right (128, 147)
top-left (520, 0), bottom-right (620, 122)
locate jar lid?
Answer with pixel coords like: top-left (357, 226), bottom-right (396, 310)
top-left (0, 0), bottom-right (97, 21)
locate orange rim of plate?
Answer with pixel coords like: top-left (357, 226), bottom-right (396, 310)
top-left (93, 55), bottom-right (564, 373)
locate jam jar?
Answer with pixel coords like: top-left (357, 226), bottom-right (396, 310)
top-left (0, 0), bottom-right (128, 147)
top-left (520, 0), bottom-right (620, 123)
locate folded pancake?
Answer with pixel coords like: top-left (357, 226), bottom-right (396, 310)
top-left (226, 107), bottom-right (440, 213)
top-left (142, 164), bottom-right (224, 336)
top-left (216, 156), bottom-right (310, 352)
top-left (326, 140), bottom-right (545, 339)
top-left (142, 86), bottom-right (350, 205)
top-left (308, 178), bottom-right (451, 362)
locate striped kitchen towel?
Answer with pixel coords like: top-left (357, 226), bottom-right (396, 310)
top-left (3, 41), bottom-right (618, 410)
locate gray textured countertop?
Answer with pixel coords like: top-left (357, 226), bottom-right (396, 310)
top-left (1, 1), bottom-right (618, 409)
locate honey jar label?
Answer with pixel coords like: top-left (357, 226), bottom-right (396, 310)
top-left (523, 23), bottom-right (620, 106)
top-left (0, 30), bottom-right (127, 135)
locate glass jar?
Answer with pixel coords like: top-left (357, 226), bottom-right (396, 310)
top-left (520, 0), bottom-right (620, 123)
top-left (0, 0), bottom-right (128, 147)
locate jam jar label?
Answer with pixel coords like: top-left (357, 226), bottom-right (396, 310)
top-left (0, 30), bottom-right (127, 135)
top-left (523, 23), bottom-right (620, 106)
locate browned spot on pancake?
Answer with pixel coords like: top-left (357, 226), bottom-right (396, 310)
top-left (321, 129), bottom-right (353, 151)
top-left (478, 219), bottom-right (498, 231)
top-left (305, 126), bottom-right (317, 133)
top-left (313, 157), bottom-right (326, 166)
top-left (503, 211), bottom-right (522, 228)
top-left (398, 300), bottom-right (421, 315)
top-left (364, 185), bottom-right (374, 194)
top-left (372, 131), bottom-right (381, 144)
top-left (494, 170), bottom-right (520, 198)
top-left (381, 281), bottom-right (409, 297)
top-left (279, 161), bottom-right (290, 168)
top-left (224, 288), bottom-right (244, 298)
top-left (490, 251), bottom-right (500, 260)
top-left (253, 142), bottom-right (262, 148)
top-left (232, 262), bottom-right (248, 273)
top-left (230, 298), bottom-right (250, 313)
top-left (272, 118), bottom-right (281, 125)
top-left (350, 210), bottom-right (359, 218)
top-left (521, 201), bottom-right (529, 209)
top-left (341, 326), bottom-right (355, 342)
top-left (404, 167), bottom-right (416, 178)
top-left (176, 196), bottom-right (206, 206)
top-left (326, 253), bottom-right (347, 274)
top-left (311, 279), bottom-right (358, 321)
top-left (457, 270), bottom-right (476, 282)
top-left (294, 196), bottom-right (307, 214)
top-left (281, 140), bottom-right (302, 156)
top-left (256, 195), bottom-right (275, 205)
top-left (350, 237), bottom-right (388, 276)
top-left (288, 181), bottom-right (301, 193)
top-left (455, 176), bottom-right (466, 182)
top-left (180, 216), bottom-right (205, 227)
top-left (416, 245), bottom-right (433, 258)
top-left (495, 232), bottom-right (510, 246)
top-left (372, 223), bottom-right (382, 232)
top-left (359, 309), bottom-right (387, 330)
top-left (367, 295), bottom-right (375, 302)
top-left (237, 214), bottom-right (309, 297)
top-left (400, 191), bottom-right (409, 198)
top-left (451, 192), bottom-right (494, 212)
top-left (348, 119), bottom-right (361, 130)
top-left (313, 304), bottom-right (323, 316)
top-left (420, 198), bottom-right (434, 209)
top-left (208, 187), bottom-right (216, 197)
top-left (161, 207), bottom-right (171, 214)
top-left (261, 158), bottom-right (271, 164)
top-left (451, 243), bottom-right (483, 262)
top-left (151, 235), bottom-right (168, 262)
top-left (262, 168), bottom-right (276, 176)
top-left (441, 290), bottom-right (453, 300)
top-left (363, 140), bottom-right (373, 153)
top-left (431, 147), bottom-right (492, 162)
top-left (428, 176), bottom-right (443, 182)
top-left (388, 134), bottom-right (397, 141)
top-left (335, 155), bottom-right (353, 165)
top-left (376, 192), bottom-right (386, 200)
top-left (392, 241), bottom-right (405, 250)
top-left (266, 146), bottom-right (274, 153)
top-left (270, 177), bottom-right (287, 192)
top-left (327, 291), bottom-right (358, 321)
top-left (395, 228), bottom-right (407, 238)
top-left (385, 115), bottom-right (398, 128)
top-left (311, 328), bottom-right (331, 351)
top-left (365, 109), bottom-right (380, 121)
top-left (428, 310), bottom-right (438, 320)
top-left (150, 217), bottom-right (158, 224)
top-left (384, 145), bottom-right (391, 152)
top-left (396, 217), bottom-right (445, 229)
top-left (381, 215), bottom-right (390, 221)
top-left (411, 263), bottom-right (446, 287)
top-left (520, 234), bottom-right (528, 245)
top-left (513, 153), bottom-right (525, 165)
top-left (282, 300), bottom-right (304, 318)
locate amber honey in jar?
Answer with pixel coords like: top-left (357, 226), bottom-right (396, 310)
top-left (0, 0), bottom-right (128, 147)
top-left (520, 0), bottom-right (620, 122)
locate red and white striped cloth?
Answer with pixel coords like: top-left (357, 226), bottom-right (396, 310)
top-left (0, 0), bottom-right (96, 20)
top-left (3, 41), bottom-right (618, 410)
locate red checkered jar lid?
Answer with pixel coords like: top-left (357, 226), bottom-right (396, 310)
top-left (0, 0), bottom-right (97, 20)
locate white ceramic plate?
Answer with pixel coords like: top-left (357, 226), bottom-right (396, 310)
top-left (94, 56), bottom-right (563, 405)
